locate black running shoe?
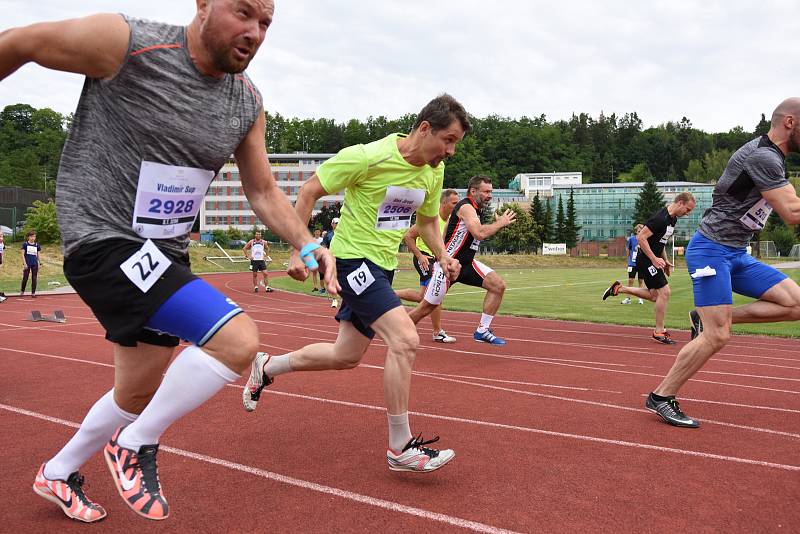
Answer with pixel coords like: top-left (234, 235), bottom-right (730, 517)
top-left (689, 310), bottom-right (703, 340)
top-left (653, 331), bottom-right (677, 345)
top-left (602, 281), bottom-right (621, 300)
top-left (645, 393), bottom-right (700, 428)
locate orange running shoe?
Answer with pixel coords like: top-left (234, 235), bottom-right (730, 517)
top-left (104, 427), bottom-right (169, 520)
top-left (32, 463), bottom-right (107, 522)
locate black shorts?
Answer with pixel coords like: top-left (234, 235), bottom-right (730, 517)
top-left (412, 252), bottom-right (435, 286)
top-left (64, 239), bottom-right (197, 347)
top-left (626, 265), bottom-right (641, 279)
top-left (637, 256), bottom-right (668, 290)
top-left (334, 258), bottom-right (402, 339)
top-left (251, 260), bottom-right (267, 272)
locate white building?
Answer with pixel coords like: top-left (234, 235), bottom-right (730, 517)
top-left (508, 171), bottom-right (582, 199)
top-left (200, 152), bottom-right (339, 232)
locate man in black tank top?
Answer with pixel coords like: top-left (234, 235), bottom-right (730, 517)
top-left (409, 175), bottom-right (516, 345)
top-left (1, 2), bottom-right (338, 522)
top-left (602, 193), bottom-right (696, 345)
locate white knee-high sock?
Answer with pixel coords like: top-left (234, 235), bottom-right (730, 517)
top-left (44, 389), bottom-right (137, 480)
top-left (117, 345), bottom-right (239, 450)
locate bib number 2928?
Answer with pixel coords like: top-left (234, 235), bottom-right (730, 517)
top-left (346, 262), bottom-right (376, 296)
top-left (120, 239), bottom-right (171, 293)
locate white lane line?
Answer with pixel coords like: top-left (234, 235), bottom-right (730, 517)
top-left (0, 403), bottom-right (518, 534)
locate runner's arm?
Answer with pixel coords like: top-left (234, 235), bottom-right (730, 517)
top-left (403, 224), bottom-right (425, 260)
top-left (459, 204), bottom-right (514, 240)
top-left (761, 184), bottom-right (800, 225)
top-left (242, 240), bottom-right (252, 259)
top-left (236, 112), bottom-right (337, 290)
top-left (0, 14), bottom-right (129, 81)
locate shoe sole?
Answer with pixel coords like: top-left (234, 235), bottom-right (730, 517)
top-left (32, 484), bottom-right (107, 523)
top-left (103, 449), bottom-right (169, 521)
top-left (387, 452), bottom-right (456, 473)
top-left (474, 338), bottom-right (505, 345)
top-left (644, 405), bottom-right (700, 428)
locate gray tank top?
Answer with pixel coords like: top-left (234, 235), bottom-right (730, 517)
top-left (56, 16), bottom-right (262, 258)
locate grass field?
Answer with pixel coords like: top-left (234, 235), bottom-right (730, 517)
top-left (3, 244), bottom-right (798, 337)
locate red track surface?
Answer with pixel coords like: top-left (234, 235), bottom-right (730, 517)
top-left (1, 272), bottom-right (798, 532)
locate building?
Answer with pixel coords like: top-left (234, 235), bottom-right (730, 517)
top-left (200, 153), bottom-right (338, 232)
top-left (508, 171), bottom-right (582, 198)
top-left (547, 182), bottom-right (714, 242)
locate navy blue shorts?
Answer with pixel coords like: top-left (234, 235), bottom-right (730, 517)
top-left (686, 231), bottom-right (787, 307)
top-left (335, 258), bottom-right (402, 339)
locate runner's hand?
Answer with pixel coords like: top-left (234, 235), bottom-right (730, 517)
top-left (287, 249), bottom-right (309, 281)
top-left (652, 257), bottom-right (666, 270)
top-left (497, 209), bottom-right (516, 227)
top-left (417, 254), bottom-right (430, 272)
top-left (440, 255), bottom-right (461, 282)
top-left (314, 247), bottom-right (340, 295)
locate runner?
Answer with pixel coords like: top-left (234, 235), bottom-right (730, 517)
top-left (3, 2), bottom-right (336, 522)
top-left (243, 94), bottom-right (470, 472)
top-left (621, 224), bottom-right (645, 305)
top-left (646, 97), bottom-right (800, 428)
top-left (395, 188), bottom-right (460, 343)
top-left (408, 175), bottom-right (516, 346)
top-left (244, 230), bottom-right (273, 293)
top-left (602, 193), bottom-right (696, 344)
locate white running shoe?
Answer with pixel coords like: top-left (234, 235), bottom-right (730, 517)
top-left (638, 298), bottom-right (644, 305)
top-left (253, 286), bottom-right (258, 293)
top-left (620, 297), bottom-right (631, 305)
top-left (387, 435), bottom-right (455, 473)
top-left (242, 352), bottom-right (273, 412)
top-left (432, 330), bottom-right (456, 343)
top-left (330, 299), bottom-right (338, 308)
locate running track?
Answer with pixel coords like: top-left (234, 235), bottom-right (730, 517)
top-left (1, 273), bottom-right (797, 532)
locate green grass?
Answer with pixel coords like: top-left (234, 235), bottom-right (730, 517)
top-left (269, 256), bottom-right (800, 338)
top-left (5, 247), bottom-right (797, 337)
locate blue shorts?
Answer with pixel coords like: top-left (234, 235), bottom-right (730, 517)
top-left (686, 232), bottom-right (787, 307)
top-left (335, 258), bottom-right (402, 339)
top-left (145, 279), bottom-right (243, 346)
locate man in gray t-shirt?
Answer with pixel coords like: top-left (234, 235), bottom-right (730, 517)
top-left (0, 1), bottom-right (339, 523)
top-left (645, 97), bottom-right (800, 429)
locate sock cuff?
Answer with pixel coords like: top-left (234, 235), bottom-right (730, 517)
top-left (110, 390), bottom-right (139, 423)
top-left (182, 345), bottom-right (241, 382)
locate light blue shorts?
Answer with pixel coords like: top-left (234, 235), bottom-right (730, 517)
top-left (685, 232), bottom-right (787, 307)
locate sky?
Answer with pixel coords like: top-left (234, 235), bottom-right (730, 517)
top-left (0, 0), bottom-right (796, 133)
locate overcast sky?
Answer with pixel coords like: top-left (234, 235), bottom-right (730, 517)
top-left (0, 0), bottom-right (795, 133)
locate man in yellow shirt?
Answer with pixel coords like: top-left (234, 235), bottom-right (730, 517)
top-left (396, 189), bottom-right (459, 343)
top-left (243, 94), bottom-right (469, 472)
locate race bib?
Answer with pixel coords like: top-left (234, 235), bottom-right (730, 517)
top-left (26, 245), bottom-right (38, 256)
top-left (132, 161), bottom-right (214, 239)
top-left (120, 239), bottom-right (171, 293)
top-left (346, 262), bottom-right (376, 295)
top-left (648, 265), bottom-right (658, 276)
top-left (375, 186), bottom-right (425, 231)
top-left (470, 239), bottom-right (481, 251)
top-left (251, 243), bottom-right (265, 260)
top-left (631, 249), bottom-right (638, 261)
top-left (659, 225), bottom-right (675, 244)
top-left (740, 198), bottom-right (772, 231)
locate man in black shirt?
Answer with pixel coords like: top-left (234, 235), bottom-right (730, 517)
top-left (603, 192), bottom-right (696, 344)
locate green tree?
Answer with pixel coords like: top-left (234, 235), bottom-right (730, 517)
top-left (489, 203), bottom-right (535, 253)
top-left (754, 113), bottom-right (770, 137)
top-left (634, 176), bottom-right (666, 224)
top-left (23, 199), bottom-right (59, 244)
top-left (541, 201), bottom-right (554, 243)
top-left (554, 194), bottom-right (566, 242)
top-left (617, 162), bottom-right (652, 183)
top-left (529, 192), bottom-right (544, 229)
top-left (564, 188), bottom-right (581, 248)
top-left (683, 159), bottom-right (706, 182)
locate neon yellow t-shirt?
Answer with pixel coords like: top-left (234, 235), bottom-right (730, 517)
top-left (317, 133), bottom-right (444, 270)
top-left (415, 214), bottom-right (448, 256)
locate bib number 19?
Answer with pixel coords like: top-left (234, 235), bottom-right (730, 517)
top-left (346, 262), bottom-right (376, 296)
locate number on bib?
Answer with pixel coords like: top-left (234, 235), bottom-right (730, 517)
top-left (346, 262), bottom-right (376, 296)
top-left (120, 239), bottom-right (171, 293)
top-left (648, 265), bottom-right (658, 276)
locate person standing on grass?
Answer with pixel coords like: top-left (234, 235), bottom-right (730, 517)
top-left (602, 192), bottom-right (696, 344)
top-left (20, 230), bottom-right (41, 298)
top-left (395, 188), bottom-right (459, 343)
top-left (244, 230), bottom-right (273, 293)
top-left (243, 94), bottom-right (468, 472)
top-left (2, 1), bottom-right (336, 522)
top-left (645, 97), bottom-right (800, 429)
top-left (408, 175), bottom-right (515, 346)
top-left (620, 223), bottom-right (645, 305)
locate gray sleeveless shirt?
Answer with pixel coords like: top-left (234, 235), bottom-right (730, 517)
top-left (56, 16), bottom-right (262, 258)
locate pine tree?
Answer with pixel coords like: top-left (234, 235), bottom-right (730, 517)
top-left (541, 201), bottom-right (554, 243)
top-left (555, 194), bottom-right (566, 242)
top-left (564, 188), bottom-right (582, 248)
top-left (634, 176), bottom-right (666, 224)
top-left (530, 192), bottom-right (544, 228)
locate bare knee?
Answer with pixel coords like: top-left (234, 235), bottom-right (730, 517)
top-left (703, 329), bottom-right (731, 351)
top-left (205, 315), bottom-right (260, 373)
top-left (387, 330), bottom-right (419, 364)
top-left (115, 388), bottom-right (157, 415)
top-left (333, 347), bottom-right (366, 369)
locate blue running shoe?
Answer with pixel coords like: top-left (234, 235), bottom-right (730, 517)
top-left (473, 329), bottom-right (506, 345)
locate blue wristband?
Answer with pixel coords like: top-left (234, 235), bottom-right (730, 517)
top-left (299, 242), bottom-right (320, 269)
